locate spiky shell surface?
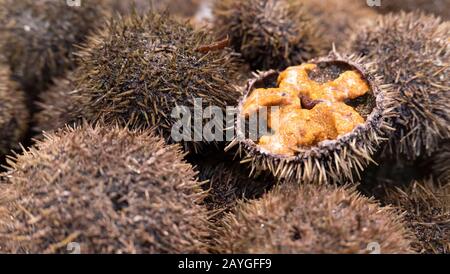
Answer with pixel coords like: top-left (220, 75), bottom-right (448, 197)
top-left (0, 0), bottom-right (107, 94)
top-left (73, 12), bottom-right (240, 152)
top-left (213, 0), bottom-right (327, 70)
top-left (0, 125), bottom-right (209, 253)
top-left (34, 72), bottom-right (80, 135)
top-left (346, 12), bottom-right (450, 161)
top-left (300, 0), bottom-right (378, 48)
top-left (107, 0), bottom-right (201, 17)
top-left (212, 184), bottom-right (413, 253)
top-left (374, 0), bottom-right (449, 19)
top-left (0, 65), bottom-right (29, 157)
top-left (229, 51), bottom-right (395, 184)
top-left (429, 141), bottom-right (450, 184)
top-left (373, 179), bottom-right (449, 254)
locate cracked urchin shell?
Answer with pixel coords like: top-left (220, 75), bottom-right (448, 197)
top-left (374, 0), bottom-right (449, 20)
top-left (300, 0), bottom-right (378, 48)
top-left (372, 179), bottom-right (449, 254)
top-left (227, 51), bottom-right (395, 184)
top-left (0, 65), bottom-right (29, 157)
top-left (212, 0), bottom-right (327, 71)
top-left (0, 124), bottom-right (209, 253)
top-left (346, 12), bottom-right (450, 161)
top-left (73, 12), bottom-right (241, 153)
top-left (0, 0), bottom-right (108, 95)
top-left (33, 71), bottom-right (80, 136)
top-left (212, 184), bottom-right (413, 254)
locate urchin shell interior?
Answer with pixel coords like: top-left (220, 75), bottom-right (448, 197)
top-left (238, 58), bottom-right (379, 157)
top-left (239, 61), bottom-right (376, 156)
top-left (230, 52), bottom-right (393, 184)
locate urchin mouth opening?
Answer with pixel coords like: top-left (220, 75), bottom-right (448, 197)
top-left (237, 60), bottom-right (377, 158)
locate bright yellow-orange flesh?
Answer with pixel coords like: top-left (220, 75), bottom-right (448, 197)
top-left (242, 64), bottom-right (370, 156)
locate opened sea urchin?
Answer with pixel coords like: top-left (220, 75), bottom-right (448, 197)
top-left (228, 51), bottom-right (394, 184)
top-left (0, 125), bottom-right (209, 253)
top-left (74, 12), bottom-right (240, 152)
top-left (213, 184), bottom-right (413, 253)
top-left (347, 12), bottom-right (450, 161)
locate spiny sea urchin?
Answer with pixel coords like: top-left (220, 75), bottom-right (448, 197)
top-left (73, 12), bottom-right (241, 152)
top-left (300, 0), bottom-right (378, 48)
top-left (107, 0), bottom-right (201, 17)
top-left (374, 0), bottom-right (449, 20)
top-left (34, 72), bottom-right (80, 135)
top-left (346, 12), bottom-right (450, 161)
top-left (373, 179), bottom-right (449, 254)
top-left (227, 51), bottom-right (394, 184)
top-left (0, 0), bottom-right (108, 95)
top-left (0, 124), bottom-right (209, 253)
top-left (429, 141), bottom-right (450, 184)
top-left (0, 65), bottom-right (29, 158)
top-left (212, 0), bottom-right (327, 70)
top-left (212, 184), bottom-right (413, 253)
top-left (153, 0), bottom-right (201, 17)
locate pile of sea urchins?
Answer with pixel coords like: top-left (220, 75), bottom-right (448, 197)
top-left (0, 0), bottom-right (448, 254)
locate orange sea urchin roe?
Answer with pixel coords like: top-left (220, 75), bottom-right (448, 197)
top-left (242, 64), bottom-right (369, 156)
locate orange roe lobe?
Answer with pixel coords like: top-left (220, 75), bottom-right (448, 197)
top-left (242, 64), bottom-right (370, 156)
top-left (278, 64), bottom-right (370, 102)
top-left (242, 88), bottom-right (300, 116)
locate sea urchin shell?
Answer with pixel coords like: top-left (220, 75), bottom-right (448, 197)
top-left (213, 0), bottom-right (326, 70)
top-left (212, 184), bottom-right (413, 253)
top-left (0, 124), bottom-right (209, 253)
top-left (346, 12), bottom-right (450, 161)
top-left (0, 0), bottom-right (107, 94)
top-left (227, 51), bottom-right (394, 184)
top-left (74, 12), bottom-right (240, 152)
top-left (0, 65), bottom-right (29, 157)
